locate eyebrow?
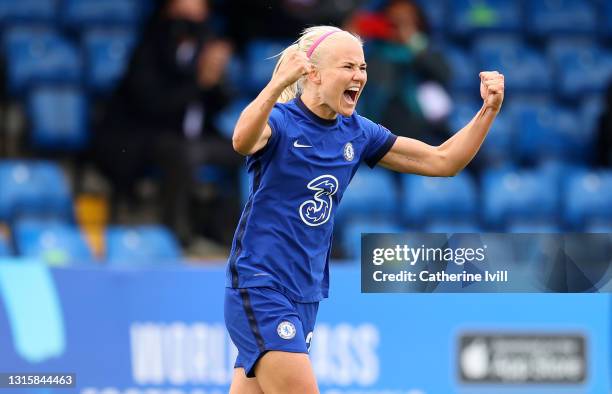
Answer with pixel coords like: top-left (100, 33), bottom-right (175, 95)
top-left (341, 62), bottom-right (367, 67)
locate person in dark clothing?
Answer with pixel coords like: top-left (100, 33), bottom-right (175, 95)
top-left (596, 82), bottom-right (612, 167)
top-left (346, 0), bottom-right (452, 146)
top-left (222, 0), bottom-right (366, 49)
top-left (93, 0), bottom-right (242, 246)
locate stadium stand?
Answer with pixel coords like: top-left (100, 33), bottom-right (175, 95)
top-left (0, 0), bottom-right (611, 262)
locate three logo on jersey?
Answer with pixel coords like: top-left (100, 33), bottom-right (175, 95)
top-left (296, 141), bottom-right (354, 227)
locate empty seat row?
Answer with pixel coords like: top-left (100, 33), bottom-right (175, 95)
top-left (336, 165), bottom-right (612, 231)
top-left (0, 0), bottom-right (146, 27)
top-left (3, 26), bottom-right (137, 96)
top-left (450, 97), bottom-right (599, 166)
top-left (445, 37), bottom-right (612, 97)
top-left (416, 0), bottom-right (611, 37)
top-left (2, 220), bottom-right (181, 266)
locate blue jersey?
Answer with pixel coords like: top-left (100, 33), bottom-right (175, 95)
top-left (226, 97), bottom-right (397, 302)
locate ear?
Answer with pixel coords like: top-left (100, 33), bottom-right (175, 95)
top-left (307, 65), bottom-right (322, 85)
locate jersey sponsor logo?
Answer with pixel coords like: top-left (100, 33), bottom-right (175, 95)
top-left (293, 140), bottom-right (313, 148)
top-left (299, 175), bottom-right (339, 226)
top-left (343, 142), bottom-right (354, 161)
top-left (277, 321), bottom-right (296, 339)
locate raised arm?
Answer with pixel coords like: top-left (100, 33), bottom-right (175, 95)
top-left (232, 47), bottom-right (313, 156)
top-left (379, 71), bottom-right (505, 176)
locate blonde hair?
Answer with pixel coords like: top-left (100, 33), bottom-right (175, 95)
top-left (272, 26), bottom-right (362, 103)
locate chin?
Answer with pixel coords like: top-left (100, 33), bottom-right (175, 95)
top-left (338, 103), bottom-right (357, 117)
top-left (338, 108), bottom-right (354, 117)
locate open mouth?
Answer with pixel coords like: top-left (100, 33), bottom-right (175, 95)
top-left (343, 89), bottom-right (358, 105)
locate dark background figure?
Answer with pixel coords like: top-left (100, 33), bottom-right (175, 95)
top-left (92, 0), bottom-right (242, 247)
top-left (223, 0), bottom-right (366, 49)
top-left (596, 81), bottom-right (612, 167)
top-left (346, 0), bottom-right (452, 146)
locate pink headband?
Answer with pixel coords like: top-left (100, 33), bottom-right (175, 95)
top-left (306, 30), bottom-right (341, 58)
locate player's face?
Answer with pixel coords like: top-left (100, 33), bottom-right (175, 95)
top-left (318, 37), bottom-right (367, 117)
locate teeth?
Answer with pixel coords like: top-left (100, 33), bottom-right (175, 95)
top-left (348, 87), bottom-right (359, 92)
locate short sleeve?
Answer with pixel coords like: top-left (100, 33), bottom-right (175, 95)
top-left (251, 104), bottom-right (286, 160)
top-left (361, 116), bottom-right (398, 168)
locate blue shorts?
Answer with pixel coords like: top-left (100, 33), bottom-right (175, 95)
top-left (224, 287), bottom-right (319, 378)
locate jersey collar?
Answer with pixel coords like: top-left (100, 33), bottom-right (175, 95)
top-left (295, 96), bottom-right (339, 127)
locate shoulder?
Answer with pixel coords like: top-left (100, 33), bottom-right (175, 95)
top-left (269, 100), bottom-right (301, 125)
top-left (343, 111), bottom-right (382, 136)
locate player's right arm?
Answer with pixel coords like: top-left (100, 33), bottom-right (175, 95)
top-left (232, 46), bottom-right (313, 156)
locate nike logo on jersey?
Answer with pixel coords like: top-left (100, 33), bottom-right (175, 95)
top-left (293, 140), bottom-right (313, 148)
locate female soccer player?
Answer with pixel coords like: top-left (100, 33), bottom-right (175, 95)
top-left (225, 26), bottom-right (504, 393)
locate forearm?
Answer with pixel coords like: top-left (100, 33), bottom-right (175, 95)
top-left (232, 81), bottom-right (284, 154)
top-left (438, 104), bottom-right (499, 174)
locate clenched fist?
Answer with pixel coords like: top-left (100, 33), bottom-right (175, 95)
top-left (480, 71), bottom-right (505, 113)
top-left (271, 45), bottom-right (314, 90)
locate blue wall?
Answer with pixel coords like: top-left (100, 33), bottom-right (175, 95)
top-left (0, 261), bottom-right (609, 394)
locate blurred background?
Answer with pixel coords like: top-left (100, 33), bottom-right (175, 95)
top-left (0, 0), bottom-right (610, 393)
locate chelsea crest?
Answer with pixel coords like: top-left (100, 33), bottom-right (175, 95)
top-left (343, 142), bottom-right (354, 161)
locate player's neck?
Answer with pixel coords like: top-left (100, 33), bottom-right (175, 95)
top-left (300, 91), bottom-right (338, 120)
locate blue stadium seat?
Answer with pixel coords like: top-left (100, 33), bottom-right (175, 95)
top-left (536, 159), bottom-right (586, 194)
top-left (0, 0), bottom-right (56, 23)
top-left (445, 46), bottom-right (477, 93)
top-left (450, 0), bottom-right (522, 35)
top-left (340, 219), bottom-right (404, 260)
top-left (526, 0), bottom-right (597, 36)
top-left (335, 167), bottom-right (397, 224)
top-left (482, 169), bottom-right (560, 229)
top-left (215, 97), bottom-right (251, 140)
top-left (473, 36), bottom-right (552, 93)
top-left (14, 219), bottom-right (93, 266)
top-left (226, 55), bottom-right (245, 91)
top-left (401, 172), bottom-right (477, 228)
top-left (414, 0), bottom-right (447, 32)
top-left (425, 220), bottom-right (481, 233)
top-left (548, 39), bottom-right (612, 98)
top-left (27, 86), bottom-right (89, 151)
top-left (564, 171), bottom-right (612, 230)
top-left (61, 0), bottom-right (142, 28)
top-left (509, 101), bottom-right (588, 164)
top-left (105, 225), bottom-right (181, 265)
top-left (3, 27), bottom-right (82, 95)
top-left (0, 161), bottom-right (72, 222)
top-left (83, 28), bottom-right (136, 94)
top-left (244, 40), bottom-right (291, 93)
top-left (507, 223), bottom-right (561, 233)
top-left (580, 95), bottom-right (604, 146)
top-left (450, 98), bottom-right (514, 166)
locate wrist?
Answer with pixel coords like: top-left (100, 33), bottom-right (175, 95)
top-left (266, 79), bottom-right (288, 97)
top-left (483, 103), bottom-right (501, 115)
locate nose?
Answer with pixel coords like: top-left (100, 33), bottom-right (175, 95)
top-left (353, 69), bottom-right (366, 83)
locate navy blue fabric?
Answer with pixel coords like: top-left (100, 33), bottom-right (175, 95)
top-left (224, 287), bottom-right (319, 378)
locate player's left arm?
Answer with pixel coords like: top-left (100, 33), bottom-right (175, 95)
top-left (379, 71), bottom-right (504, 176)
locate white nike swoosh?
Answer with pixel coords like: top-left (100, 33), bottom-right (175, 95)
top-left (293, 141), bottom-right (312, 148)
